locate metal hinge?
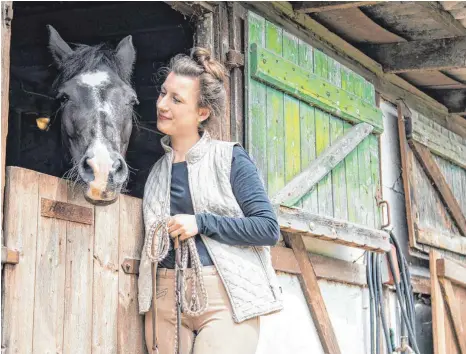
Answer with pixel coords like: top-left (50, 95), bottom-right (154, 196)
top-left (121, 257), bottom-right (140, 275)
top-left (2, 246), bottom-right (19, 265)
top-left (225, 49), bottom-right (244, 69)
top-left (2, 3), bottom-right (13, 28)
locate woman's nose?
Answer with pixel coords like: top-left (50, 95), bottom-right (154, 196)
top-left (157, 96), bottom-right (168, 112)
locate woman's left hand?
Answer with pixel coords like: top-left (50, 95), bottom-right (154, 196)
top-left (168, 214), bottom-right (199, 241)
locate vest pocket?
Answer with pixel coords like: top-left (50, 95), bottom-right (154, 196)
top-left (253, 247), bottom-right (277, 300)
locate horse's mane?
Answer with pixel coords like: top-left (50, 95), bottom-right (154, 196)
top-left (52, 43), bottom-right (130, 91)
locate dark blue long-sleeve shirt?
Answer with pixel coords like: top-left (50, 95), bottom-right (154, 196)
top-left (158, 145), bottom-right (280, 269)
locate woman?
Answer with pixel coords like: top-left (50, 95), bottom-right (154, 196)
top-left (138, 47), bottom-right (283, 354)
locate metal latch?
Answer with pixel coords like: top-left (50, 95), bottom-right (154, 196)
top-left (121, 257), bottom-right (140, 275)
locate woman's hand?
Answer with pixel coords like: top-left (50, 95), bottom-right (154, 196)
top-left (168, 214), bottom-right (199, 241)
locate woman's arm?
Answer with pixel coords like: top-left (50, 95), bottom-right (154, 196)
top-left (195, 145), bottom-right (280, 246)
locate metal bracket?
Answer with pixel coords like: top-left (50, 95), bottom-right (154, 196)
top-left (226, 49), bottom-right (244, 69)
top-left (2, 246), bottom-right (19, 265)
top-left (378, 200), bottom-right (391, 229)
top-left (121, 257), bottom-right (140, 275)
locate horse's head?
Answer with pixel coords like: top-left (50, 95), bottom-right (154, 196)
top-left (47, 25), bottom-right (138, 205)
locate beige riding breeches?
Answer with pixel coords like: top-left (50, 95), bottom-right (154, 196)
top-left (144, 266), bottom-right (260, 354)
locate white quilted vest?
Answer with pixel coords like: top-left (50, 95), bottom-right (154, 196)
top-left (138, 130), bottom-right (283, 322)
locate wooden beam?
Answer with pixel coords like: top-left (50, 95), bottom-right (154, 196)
top-left (411, 275), bottom-right (431, 295)
top-left (276, 205), bottom-right (391, 253)
top-left (41, 198), bottom-right (94, 225)
top-left (283, 233), bottom-right (342, 354)
top-left (293, 1), bottom-right (379, 13)
top-left (430, 250), bottom-right (447, 354)
top-left (410, 112), bottom-right (466, 169)
top-left (397, 105), bottom-right (418, 250)
top-left (361, 36), bottom-right (466, 73)
top-left (271, 246), bottom-right (301, 274)
top-left (409, 141), bottom-right (466, 237)
top-left (272, 123), bottom-right (373, 206)
top-left (426, 88), bottom-right (466, 114)
top-left (439, 278), bottom-right (466, 354)
top-left (416, 2), bottom-right (466, 36)
top-left (437, 258), bottom-right (466, 288)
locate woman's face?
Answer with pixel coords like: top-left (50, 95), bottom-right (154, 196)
top-left (156, 72), bottom-right (209, 137)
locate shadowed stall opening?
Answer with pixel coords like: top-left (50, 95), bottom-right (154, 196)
top-left (6, 1), bottom-right (195, 199)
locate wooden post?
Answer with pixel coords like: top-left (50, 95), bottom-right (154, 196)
top-left (283, 232), bottom-right (342, 354)
top-left (430, 250), bottom-right (447, 354)
top-left (1, 1), bottom-right (13, 230)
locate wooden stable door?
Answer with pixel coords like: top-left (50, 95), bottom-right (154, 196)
top-left (2, 167), bottom-right (147, 354)
top-left (430, 250), bottom-right (466, 354)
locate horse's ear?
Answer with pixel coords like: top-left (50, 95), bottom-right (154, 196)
top-left (115, 35), bottom-right (136, 81)
top-left (47, 25), bottom-right (73, 65)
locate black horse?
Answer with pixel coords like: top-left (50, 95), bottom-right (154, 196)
top-left (47, 25), bottom-right (138, 205)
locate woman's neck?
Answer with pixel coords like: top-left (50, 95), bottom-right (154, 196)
top-left (170, 132), bottom-right (201, 162)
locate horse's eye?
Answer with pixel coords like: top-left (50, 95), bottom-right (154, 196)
top-left (57, 93), bottom-right (69, 103)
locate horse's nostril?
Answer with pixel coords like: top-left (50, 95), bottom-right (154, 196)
top-left (113, 159), bottom-right (123, 173)
top-left (80, 158), bottom-right (94, 182)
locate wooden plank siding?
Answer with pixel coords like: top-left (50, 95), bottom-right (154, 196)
top-left (247, 12), bottom-right (383, 229)
top-left (2, 167), bottom-right (147, 354)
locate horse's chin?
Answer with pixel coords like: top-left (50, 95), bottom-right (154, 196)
top-left (83, 187), bottom-right (120, 206)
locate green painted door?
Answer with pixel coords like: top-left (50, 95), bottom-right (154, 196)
top-left (246, 12), bottom-right (383, 229)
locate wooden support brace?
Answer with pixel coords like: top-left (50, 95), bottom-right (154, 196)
top-left (272, 122), bottom-right (373, 206)
top-left (409, 141), bottom-right (466, 237)
top-left (283, 232), bottom-right (341, 354)
top-left (293, 1), bottom-right (379, 13)
top-left (41, 198), bottom-right (94, 225)
top-left (436, 258), bottom-right (466, 288)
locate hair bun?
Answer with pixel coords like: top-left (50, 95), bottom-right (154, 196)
top-left (191, 47), bottom-right (226, 83)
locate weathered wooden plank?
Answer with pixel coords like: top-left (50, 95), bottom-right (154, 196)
top-left (63, 187), bottom-right (94, 354)
top-left (438, 278), bottom-right (466, 354)
top-left (266, 87), bottom-right (285, 196)
top-left (2, 167), bottom-right (39, 354)
top-left (273, 111), bottom-right (374, 208)
top-left (276, 205), bottom-right (391, 253)
top-left (357, 135), bottom-right (374, 227)
top-left (283, 233), bottom-right (342, 354)
top-left (92, 201), bottom-right (120, 353)
top-left (328, 57), bottom-right (342, 88)
top-left (316, 110), bottom-right (333, 217)
top-left (416, 2), bottom-right (466, 36)
top-left (416, 226), bottom-right (466, 256)
top-left (271, 246), bottom-right (301, 274)
top-left (362, 36), bottom-right (466, 73)
top-left (437, 258), bottom-right (466, 288)
top-left (345, 123), bottom-right (362, 224)
top-left (248, 12), bottom-right (268, 187)
top-left (118, 195), bottom-right (146, 353)
top-left (249, 45), bottom-right (384, 133)
top-left (299, 102), bottom-right (319, 212)
top-left (411, 113), bottom-right (466, 169)
top-left (1, 2), bottom-right (12, 225)
top-left (265, 20), bottom-right (282, 54)
top-left (430, 250), bottom-right (447, 354)
top-left (369, 135), bottom-right (381, 228)
top-left (41, 198), bottom-right (94, 225)
top-left (284, 95), bottom-right (301, 187)
top-left (330, 117), bottom-right (348, 220)
top-left (314, 48), bottom-right (329, 80)
top-left (410, 141), bottom-right (466, 236)
top-left (298, 39), bottom-right (314, 73)
top-left (293, 1), bottom-right (380, 13)
top-left (309, 252), bottom-right (367, 286)
top-left (283, 31), bottom-right (301, 193)
top-left (32, 174), bottom-right (67, 354)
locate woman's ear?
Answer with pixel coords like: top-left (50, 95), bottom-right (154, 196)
top-left (198, 107), bottom-right (211, 123)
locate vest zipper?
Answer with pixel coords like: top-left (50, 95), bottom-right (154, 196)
top-left (253, 247), bottom-right (277, 300)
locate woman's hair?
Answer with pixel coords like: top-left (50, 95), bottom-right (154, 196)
top-left (161, 47), bottom-right (227, 129)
